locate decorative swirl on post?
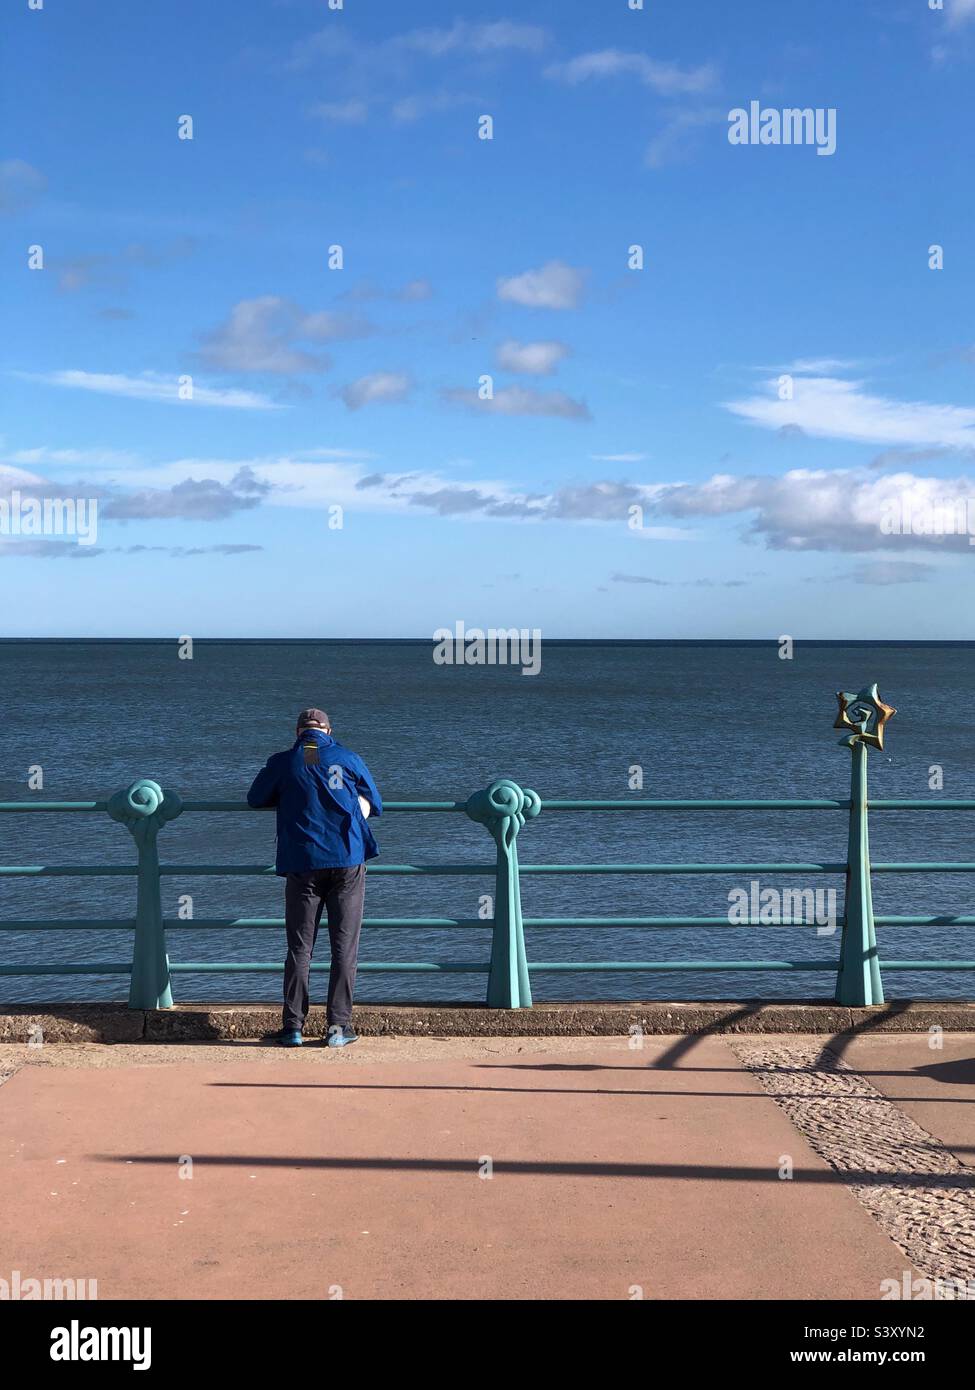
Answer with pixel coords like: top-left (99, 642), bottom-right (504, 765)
top-left (834, 683), bottom-right (896, 751)
top-left (465, 778), bottom-right (539, 1008)
top-left (107, 779), bottom-right (183, 835)
top-left (105, 779), bottom-right (182, 1012)
top-left (465, 777), bottom-right (541, 847)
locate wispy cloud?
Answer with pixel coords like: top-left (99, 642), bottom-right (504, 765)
top-left (51, 237), bottom-right (197, 294)
top-left (338, 278), bottom-right (433, 303)
top-left (442, 384), bottom-right (590, 420)
top-left (645, 108), bottom-right (725, 168)
top-left (947, 0), bottom-right (975, 27)
top-left (13, 370), bottom-right (282, 410)
top-left (725, 375), bottom-right (975, 448)
top-left (398, 20), bottom-right (548, 57)
top-left (0, 159), bottom-right (47, 215)
top-left (0, 538), bottom-right (101, 560)
top-left (391, 91), bottom-right (477, 123)
top-left (612, 572), bottom-right (746, 588)
top-left (545, 49), bottom-right (716, 95)
top-left (292, 20), bottom-right (547, 77)
top-left (0, 539), bottom-right (264, 562)
top-left (307, 99), bottom-right (368, 123)
top-left (832, 561), bottom-right (937, 585)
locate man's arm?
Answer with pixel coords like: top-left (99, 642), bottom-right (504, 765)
top-left (348, 753), bottom-right (382, 819)
top-left (247, 756), bottom-right (282, 809)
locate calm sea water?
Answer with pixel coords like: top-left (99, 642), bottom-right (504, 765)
top-left (1, 640), bottom-right (974, 1005)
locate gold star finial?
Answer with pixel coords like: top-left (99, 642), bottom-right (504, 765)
top-left (834, 683), bottom-right (896, 750)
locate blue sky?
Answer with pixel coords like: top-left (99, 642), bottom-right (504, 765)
top-left (1, 0), bottom-right (973, 637)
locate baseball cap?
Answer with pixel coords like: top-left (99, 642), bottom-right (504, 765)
top-left (296, 707), bottom-right (331, 732)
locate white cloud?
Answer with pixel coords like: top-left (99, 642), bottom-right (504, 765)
top-left (725, 376), bottom-right (975, 448)
top-left (0, 463), bottom-right (48, 491)
top-left (308, 99), bottom-right (368, 123)
top-left (293, 21), bottom-right (547, 74)
top-left (0, 159), bottom-right (47, 215)
top-left (396, 20), bottom-right (548, 57)
top-left (496, 260), bottom-right (586, 310)
top-left (948, 0), bottom-right (975, 27)
top-left (44, 443), bottom-right (975, 558)
top-left (546, 50), bottom-right (716, 95)
top-left (14, 370), bottom-right (282, 410)
top-left (784, 357), bottom-right (862, 374)
top-left (495, 339), bottom-right (570, 375)
top-left (74, 453), bottom-right (672, 527)
top-left (591, 453), bottom-right (646, 463)
top-left (6, 446), bottom-right (140, 468)
top-left (837, 561), bottom-right (936, 586)
top-left (644, 109), bottom-right (725, 169)
top-left (442, 385), bottom-right (590, 420)
top-left (652, 467), bottom-right (975, 552)
top-left (339, 372), bottom-right (413, 410)
top-left (391, 91), bottom-right (474, 123)
top-left (200, 296), bottom-right (372, 374)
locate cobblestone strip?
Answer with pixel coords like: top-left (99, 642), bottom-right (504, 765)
top-left (728, 1040), bottom-right (975, 1294)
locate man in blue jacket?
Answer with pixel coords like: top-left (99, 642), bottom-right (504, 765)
top-left (247, 708), bottom-right (382, 1048)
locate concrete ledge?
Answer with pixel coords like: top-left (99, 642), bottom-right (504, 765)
top-left (0, 999), bottom-right (973, 1042)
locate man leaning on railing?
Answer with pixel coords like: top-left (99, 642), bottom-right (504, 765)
top-left (247, 708), bottom-right (382, 1048)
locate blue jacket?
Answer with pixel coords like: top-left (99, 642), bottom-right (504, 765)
top-left (247, 729), bottom-right (382, 874)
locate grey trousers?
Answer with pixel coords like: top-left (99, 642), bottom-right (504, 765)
top-left (283, 864), bottom-right (366, 1031)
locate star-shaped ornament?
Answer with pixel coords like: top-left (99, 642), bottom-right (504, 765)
top-left (834, 683), bottom-right (896, 750)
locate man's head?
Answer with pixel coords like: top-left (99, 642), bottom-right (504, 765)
top-left (296, 707), bottom-right (331, 736)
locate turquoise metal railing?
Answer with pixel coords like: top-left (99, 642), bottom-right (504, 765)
top-left (3, 683), bottom-right (975, 1009)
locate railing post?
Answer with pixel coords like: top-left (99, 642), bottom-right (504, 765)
top-left (465, 778), bottom-right (540, 1008)
top-left (833, 685), bottom-right (895, 1006)
top-left (107, 779), bottom-right (183, 1010)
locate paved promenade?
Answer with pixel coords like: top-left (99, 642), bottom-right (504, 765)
top-left (1, 1032), bottom-right (972, 1300)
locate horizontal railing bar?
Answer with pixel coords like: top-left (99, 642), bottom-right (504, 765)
top-left (8, 861), bottom-right (975, 880)
top-left (518, 961), bottom-right (975, 972)
top-left (869, 800), bottom-right (975, 810)
top-left (167, 962), bottom-right (490, 973)
top-left (876, 915), bottom-right (975, 925)
top-left (539, 799), bottom-right (849, 811)
top-left (159, 918), bottom-right (488, 930)
top-left (872, 864), bottom-right (975, 872)
top-left (5, 916), bottom-right (974, 933)
top-left (4, 798), bottom-right (975, 815)
top-left (508, 960), bottom-right (838, 971)
top-left (0, 963), bottom-right (132, 976)
top-left (0, 921), bottom-right (136, 931)
top-left (0, 800), bottom-right (468, 814)
top-left (0, 866), bottom-right (137, 877)
top-left (178, 800), bottom-right (467, 813)
top-left (157, 864), bottom-right (494, 876)
top-left (879, 961), bottom-right (975, 969)
top-left (517, 861), bottom-right (845, 872)
top-left (524, 917), bottom-right (841, 928)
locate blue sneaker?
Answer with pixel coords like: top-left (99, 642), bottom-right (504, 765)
top-left (326, 1026), bottom-right (358, 1048)
top-left (272, 1028), bottom-right (303, 1047)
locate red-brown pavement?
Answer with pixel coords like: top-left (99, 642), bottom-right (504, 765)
top-left (828, 1033), bottom-right (975, 1169)
top-left (0, 1035), bottom-right (925, 1300)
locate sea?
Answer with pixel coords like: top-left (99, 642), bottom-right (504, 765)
top-left (1, 639), bottom-right (973, 1006)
